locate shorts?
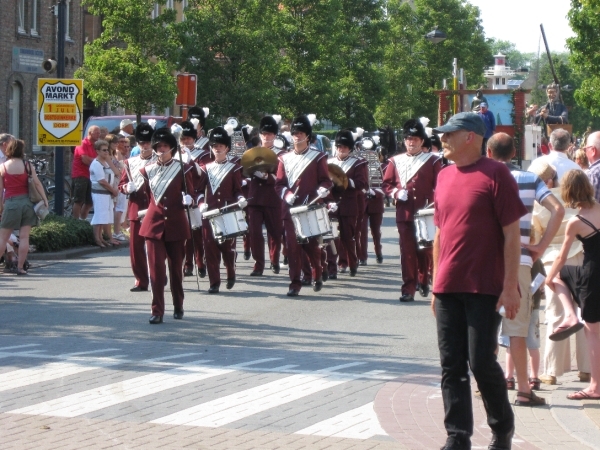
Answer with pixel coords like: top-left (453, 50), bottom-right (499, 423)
top-left (114, 192), bottom-right (127, 213)
top-left (72, 177), bottom-right (93, 205)
top-left (90, 192), bottom-right (114, 225)
top-left (0, 195), bottom-right (38, 229)
top-left (500, 265), bottom-right (532, 338)
top-left (498, 309), bottom-right (541, 350)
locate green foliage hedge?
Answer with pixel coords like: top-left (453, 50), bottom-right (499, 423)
top-left (30, 214), bottom-right (95, 252)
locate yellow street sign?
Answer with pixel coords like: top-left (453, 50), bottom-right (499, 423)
top-left (37, 78), bottom-right (83, 146)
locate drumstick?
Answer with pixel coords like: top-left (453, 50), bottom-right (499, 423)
top-left (219, 198), bottom-right (254, 212)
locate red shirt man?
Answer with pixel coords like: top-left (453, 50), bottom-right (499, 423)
top-left (71, 126), bottom-right (101, 219)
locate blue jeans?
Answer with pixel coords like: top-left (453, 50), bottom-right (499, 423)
top-left (435, 293), bottom-right (514, 448)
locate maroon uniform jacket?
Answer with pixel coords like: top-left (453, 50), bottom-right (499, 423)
top-left (247, 173), bottom-right (281, 208)
top-left (275, 149), bottom-right (333, 212)
top-left (118, 155), bottom-right (154, 221)
top-left (327, 155), bottom-right (368, 217)
top-left (382, 152), bottom-right (442, 222)
top-left (196, 160), bottom-right (244, 210)
top-left (138, 159), bottom-right (195, 241)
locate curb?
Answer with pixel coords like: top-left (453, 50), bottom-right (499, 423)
top-left (28, 241), bottom-right (128, 261)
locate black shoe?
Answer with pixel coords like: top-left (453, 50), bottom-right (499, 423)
top-left (208, 284), bottom-right (220, 294)
top-left (243, 250), bottom-right (251, 261)
top-left (149, 315), bottom-right (163, 324)
top-left (313, 279), bottom-right (323, 292)
top-left (199, 267), bottom-right (206, 278)
top-left (322, 268), bottom-right (329, 282)
top-left (358, 260), bottom-right (367, 266)
top-left (287, 289), bottom-right (299, 297)
top-left (350, 267), bottom-right (357, 277)
top-left (271, 264), bottom-right (280, 274)
top-left (400, 294), bottom-right (415, 302)
top-left (173, 310), bottom-right (184, 320)
top-left (226, 277), bottom-right (236, 289)
top-left (376, 254), bottom-right (383, 264)
top-left (329, 274), bottom-right (337, 280)
top-left (250, 270), bottom-right (263, 276)
top-left (419, 284), bottom-right (430, 297)
top-left (488, 427), bottom-right (514, 450)
top-left (301, 278), bottom-right (312, 286)
top-left (130, 286), bottom-right (148, 292)
top-left (184, 267), bottom-right (193, 277)
top-left (283, 256), bottom-right (289, 265)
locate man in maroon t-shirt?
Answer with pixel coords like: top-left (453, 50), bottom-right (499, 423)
top-left (72, 126), bottom-right (101, 219)
top-left (432, 112), bottom-right (527, 450)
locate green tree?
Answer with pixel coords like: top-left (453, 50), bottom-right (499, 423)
top-left (75, 0), bottom-right (180, 123)
top-left (568, 0), bottom-right (600, 116)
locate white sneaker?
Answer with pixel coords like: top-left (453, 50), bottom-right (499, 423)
top-left (113, 233), bottom-right (128, 241)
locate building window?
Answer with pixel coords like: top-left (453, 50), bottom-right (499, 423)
top-left (166, 0), bottom-right (174, 8)
top-left (31, 0), bottom-right (39, 35)
top-left (151, 3), bottom-right (160, 19)
top-left (65, 0), bottom-right (73, 41)
top-left (9, 82), bottom-right (22, 139)
top-left (502, 77), bottom-right (506, 85)
top-left (17, 0), bottom-right (26, 33)
top-left (182, 0), bottom-right (188, 20)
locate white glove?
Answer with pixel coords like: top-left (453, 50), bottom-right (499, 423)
top-left (199, 203), bottom-right (209, 213)
top-left (254, 171), bottom-right (267, 179)
top-left (397, 189), bottom-right (408, 202)
top-left (241, 179), bottom-right (248, 187)
top-left (285, 192), bottom-right (297, 205)
top-left (368, 188), bottom-right (375, 196)
top-left (348, 178), bottom-right (355, 188)
top-left (327, 203), bottom-right (338, 213)
top-left (317, 187), bottom-right (329, 198)
top-left (238, 197), bottom-right (248, 209)
top-left (182, 193), bottom-right (193, 206)
top-left (126, 181), bottom-right (136, 193)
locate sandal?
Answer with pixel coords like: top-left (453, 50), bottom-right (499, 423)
top-left (94, 240), bottom-right (107, 248)
top-left (567, 390), bottom-right (600, 400)
top-left (549, 322), bottom-right (584, 341)
top-left (506, 377), bottom-right (515, 390)
top-left (17, 268), bottom-right (28, 276)
top-left (529, 378), bottom-right (541, 390)
top-left (514, 390), bottom-right (546, 406)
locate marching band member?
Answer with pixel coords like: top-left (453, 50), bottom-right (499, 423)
top-left (359, 142), bottom-right (386, 264)
top-left (382, 119), bottom-right (442, 302)
top-left (247, 116), bottom-right (283, 276)
top-left (326, 130), bottom-right (368, 278)
top-left (118, 123), bottom-right (155, 292)
top-left (198, 127), bottom-right (247, 294)
top-left (138, 128), bottom-right (195, 324)
top-left (275, 115), bottom-right (333, 296)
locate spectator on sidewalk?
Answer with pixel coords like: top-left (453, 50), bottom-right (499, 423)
top-left (584, 131), bottom-right (600, 202)
top-left (72, 126), bottom-right (101, 220)
top-left (487, 133), bottom-right (564, 407)
top-left (89, 140), bottom-right (120, 247)
top-left (119, 119), bottom-right (134, 138)
top-left (106, 134), bottom-right (128, 242)
top-left (477, 102), bottom-right (495, 155)
top-left (536, 129), bottom-right (580, 183)
top-left (432, 113), bottom-right (526, 450)
top-left (0, 134), bottom-right (15, 165)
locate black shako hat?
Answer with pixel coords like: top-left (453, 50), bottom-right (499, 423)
top-left (151, 127), bottom-right (178, 152)
top-left (259, 116), bottom-right (279, 135)
top-left (188, 106), bottom-right (207, 128)
top-left (208, 126), bottom-right (231, 149)
top-left (135, 122), bottom-right (154, 142)
top-left (430, 134), bottom-right (442, 150)
top-left (402, 119), bottom-right (428, 141)
top-left (291, 115), bottom-right (312, 137)
top-left (179, 120), bottom-right (197, 140)
top-left (335, 130), bottom-right (355, 149)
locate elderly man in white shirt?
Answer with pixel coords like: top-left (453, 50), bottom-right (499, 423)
top-left (536, 128), bottom-right (580, 182)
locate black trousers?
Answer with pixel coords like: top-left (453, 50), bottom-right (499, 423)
top-left (435, 292), bottom-right (514, 448)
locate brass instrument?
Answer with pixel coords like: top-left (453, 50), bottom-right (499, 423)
top-left (360, 138), bottom-right (383, 196)
top-left (328, 164), bottom-right (348, 190)
top-left (225, 117), bottom-right (246, 160)
top-left (240, 146), bottom-right (278, 178)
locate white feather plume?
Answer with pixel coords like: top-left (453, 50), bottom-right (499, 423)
top-left (245, 125), bottom-right (254, 134)
top-left (272, 114), bottom-right (282, 124)
top-left (223, 124), bottom-right (235, 136)
top-left (171, 123), bottom-right (183, 139)
top-left (190, 118), bottom-right (200, 130)
top-left (202, 107), bottom-right (210, 117)
top-left (373, 136), bottom-right (380, 145)
top-left (419, 117), bottom-right (430, 127)
top-left (148, 119), bottom-right (157, 129)
top-left (307, 114), bottom-right (318, 126)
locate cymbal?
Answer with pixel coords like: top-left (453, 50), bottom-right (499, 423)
top-left (241, 146), bottom-right (278, 177)
top-left (328, 164), bottom-right (348, 190)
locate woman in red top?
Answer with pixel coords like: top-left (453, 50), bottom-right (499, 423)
top-left (0, 140), bottom-right (48, 275)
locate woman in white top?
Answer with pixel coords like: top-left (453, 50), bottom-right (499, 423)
top-left (89, 140), bottom-right (119, 247)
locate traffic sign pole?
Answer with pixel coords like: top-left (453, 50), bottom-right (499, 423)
top-left (54, 0), bottom-right (67, 215)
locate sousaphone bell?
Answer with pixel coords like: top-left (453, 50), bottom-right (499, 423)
top-left (241, 146), bottom-right (279, 178)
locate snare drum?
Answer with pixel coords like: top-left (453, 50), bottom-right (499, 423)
top-left (203, 208), bottom-right (248, 243)
top-left (289, 204), bottom-right (332, 242)
top-left (189, 207), bottom-right (202, 229)
top-left (322, 218), bottom-right (339, 242)
top-left (414, 207), bottom-right (435, 249)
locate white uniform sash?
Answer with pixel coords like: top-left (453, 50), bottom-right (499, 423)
top-left (393, 152), bottom-right (433, 187)
top-left (128, 154), bottom-right (157, 191)
top-left (282, 149), bottom-right (320, 187)
top-left (206, 161), bottom-right (235, 194)
top-left (145, 161), bottom-right (181, 204)
top-left (328, 155), bottom-right (358, 173)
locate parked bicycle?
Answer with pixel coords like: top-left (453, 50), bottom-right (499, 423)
top-left (28, 156), bottom-right (73, 216)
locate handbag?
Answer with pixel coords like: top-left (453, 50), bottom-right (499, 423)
top-left (25, 161), bottom-right (44, 204)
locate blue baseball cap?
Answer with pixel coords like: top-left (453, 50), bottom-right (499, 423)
top-left (433, 112), bottom-right (486, 137)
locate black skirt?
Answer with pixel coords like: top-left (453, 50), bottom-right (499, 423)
top-left (560, 261), bottom-right (600, 323)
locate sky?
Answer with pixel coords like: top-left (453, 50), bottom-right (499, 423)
top-left (466, 0), bottom-right (575, 55)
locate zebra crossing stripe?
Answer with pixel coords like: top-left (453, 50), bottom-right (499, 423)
top-left (296, 402), bottom-right (386, 439)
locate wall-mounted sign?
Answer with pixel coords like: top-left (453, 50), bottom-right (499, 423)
top-left (12, 47), bottom-right (45, 74)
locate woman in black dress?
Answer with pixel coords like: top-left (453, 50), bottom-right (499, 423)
top-left (546, 170), bottom-right (600, 400)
